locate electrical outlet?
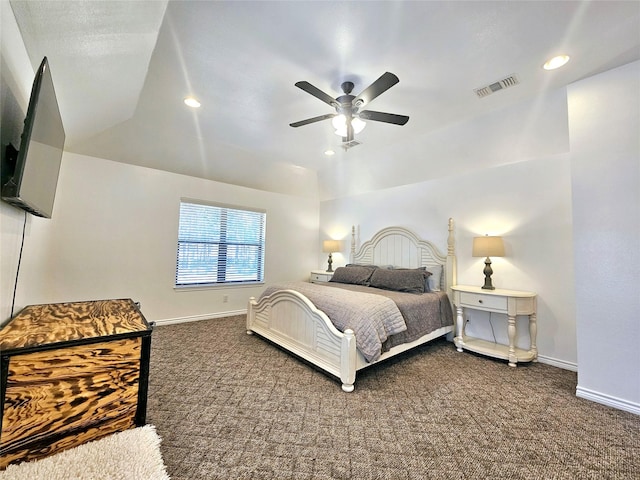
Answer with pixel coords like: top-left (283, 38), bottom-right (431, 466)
top-left (223, 295), bottom-right (228, 303)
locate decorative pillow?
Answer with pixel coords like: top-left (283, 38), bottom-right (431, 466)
top-left (393, 266), bottom-right (431, 292)
top-left (346, 264), bottom-right (394, 270)
top-left (368, 268), bottom-right (427, 294)
top-left (426, 264), bottom-right (443, 292)
top-left (329, 266), bottom-right (375, 286)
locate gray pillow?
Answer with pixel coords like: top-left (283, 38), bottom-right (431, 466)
top-left (393, 266), bottom-right (431, 292)
top-left (346, 264), bottom-right (394, 270)
top-left (329, 266), bottom-right (375, 286)
top-left (369, 268), bottom-right (428, 294)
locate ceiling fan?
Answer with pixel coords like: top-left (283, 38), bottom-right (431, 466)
top-left (290, 72), bottom-right (409, 149)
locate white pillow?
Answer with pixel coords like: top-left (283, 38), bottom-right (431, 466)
top-left (426, 264), bottom-right (443, 291)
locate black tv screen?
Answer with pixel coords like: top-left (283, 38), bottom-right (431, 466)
top-left (1, 57), bottom-right (65, 218)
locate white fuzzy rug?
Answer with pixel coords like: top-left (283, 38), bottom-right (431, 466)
top-left (0, 425), bottom-right (170, 480)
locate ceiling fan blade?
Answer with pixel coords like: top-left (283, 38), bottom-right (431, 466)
top-left (289, 113), bottom-right (336, 128)
top-left (353, 72), bottom-right (399, 107)
top-left (358, 110), bottom-right (409, 126)
top-left (295, 81), bottom-right (339, 107)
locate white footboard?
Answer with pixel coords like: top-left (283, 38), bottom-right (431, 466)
top-left (247, 290), bottom-right (357, 392)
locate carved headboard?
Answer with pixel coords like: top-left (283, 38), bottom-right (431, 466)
top-left (350, 219), bottom-right (456, 293)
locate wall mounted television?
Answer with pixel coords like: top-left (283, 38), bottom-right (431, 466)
top-left (1, 57), bottom-right (65, 218)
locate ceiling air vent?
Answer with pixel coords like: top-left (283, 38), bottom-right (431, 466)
top-left (341, 139), bottom-right (361, 151)
top-left (474, 74), bottom-right (520, 98)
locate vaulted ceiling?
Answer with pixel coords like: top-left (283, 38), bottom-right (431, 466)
top-left (9, 1), bottom-right (640, 199)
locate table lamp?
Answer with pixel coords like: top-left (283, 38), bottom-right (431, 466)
top-left (472, 235), bottom-right (505, 290)
top-left (322, 240), bottom-right (341, 272)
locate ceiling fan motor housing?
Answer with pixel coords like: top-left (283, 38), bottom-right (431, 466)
top-left (336, 95), bottom-right (358, 116)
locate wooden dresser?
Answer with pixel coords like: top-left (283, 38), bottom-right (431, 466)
top-left (0, 299), bottom-right (153, 469)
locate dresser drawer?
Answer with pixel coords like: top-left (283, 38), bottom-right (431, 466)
top-left (459, 291), bottom-right (507, 311)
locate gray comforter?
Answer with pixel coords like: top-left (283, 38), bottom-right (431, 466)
top-left (259, 281), bottom-right (453, 362)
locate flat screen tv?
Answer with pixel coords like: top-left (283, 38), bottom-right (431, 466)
top-left (1, 57), bottom-right (65, 218)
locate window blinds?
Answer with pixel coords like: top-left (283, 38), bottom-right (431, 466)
top-left (176, 201), bottom-right (266, 286)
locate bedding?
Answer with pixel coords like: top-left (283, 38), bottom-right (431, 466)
top-left (322, 282), bottom-right (453, 352)
top-left (260, 281), bottom-right (406, 362)
top-left (259, 280), bottom-right (453, 362)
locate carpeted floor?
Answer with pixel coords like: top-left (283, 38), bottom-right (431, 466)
top-left (147, 315), bottom-right (639, 480)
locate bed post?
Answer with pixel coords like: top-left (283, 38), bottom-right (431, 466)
top-left (340, 328), bottom-right (356, 392)
top-left (446, 218), bottom-right (456, 298)
top-left (246, 297), bottom-right (255, 335)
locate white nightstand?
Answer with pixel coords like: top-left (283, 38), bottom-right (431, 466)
top-left (310, 270), bottom-right (333, 283)
top-left (451, 285), bottom-right (537, 367)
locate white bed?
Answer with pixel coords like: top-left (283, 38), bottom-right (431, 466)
top-left (246, 219), bottom-right (457, 392)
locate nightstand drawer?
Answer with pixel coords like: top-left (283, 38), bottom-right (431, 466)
top-left (310, 271), bottom-right (333, 283)
top-left (459, 292), bottom-right (507, 311)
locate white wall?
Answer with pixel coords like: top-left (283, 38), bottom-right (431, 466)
top-left (320, 89), bottom-right (577, 369)
top-left (1, 152), bottom-right (319, 324)
top-left (321, 62), bottom-right (640, 414)
top-left (568, 60), bottom-right (640, 414)
top-left (320, 153), bottom-right (576, 369)
top-left (1, 3), bottom-right (320, 325)
top-left (320, 89), bottom-right (577, 370)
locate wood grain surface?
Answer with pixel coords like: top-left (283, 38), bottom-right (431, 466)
top-left (0, 337), bottom-right (141, 468)
top-left (0, 299), bottom-right (151, 469)
top-left (0, 415), bottom-right (135, 468)
top-left (0, 299), bottom-right (149, 351)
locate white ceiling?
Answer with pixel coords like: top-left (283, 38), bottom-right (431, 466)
top-left (10, 0), bottom-right (640, 198)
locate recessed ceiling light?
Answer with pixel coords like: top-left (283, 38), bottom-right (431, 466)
top-left (324, 150), bottom-right (335, 156)
top-left (543, 55), bottom-right (570, 70)
top-left (184, 97), bottom-right (201, 108)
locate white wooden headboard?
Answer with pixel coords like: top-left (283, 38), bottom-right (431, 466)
top-left (349, 219), bottom-right (456, 293)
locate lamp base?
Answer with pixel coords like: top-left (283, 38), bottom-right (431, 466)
top-left (481, 257), bottom-right (496, 290)
top-left (326, 253), bottom-right (334, 273)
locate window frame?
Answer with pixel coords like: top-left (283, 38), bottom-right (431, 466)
top-left (175, 198), bottom-right (266, 289)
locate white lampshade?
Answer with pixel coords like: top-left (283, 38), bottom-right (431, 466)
top-left (322, 240), bottom-right (341, 253)
top-left (472, 236), bottom-right (505, 258)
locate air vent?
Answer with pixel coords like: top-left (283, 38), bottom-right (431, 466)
top-left (341, 139), bottom-right (361, 151)
top-left (474, 74), bottom-right (520, 98)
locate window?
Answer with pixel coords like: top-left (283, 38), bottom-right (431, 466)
top-left (176, 200), bottom-right (266, 287)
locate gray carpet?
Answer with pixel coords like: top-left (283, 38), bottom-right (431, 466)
top-left (146, 315), bottom-right (639, 479)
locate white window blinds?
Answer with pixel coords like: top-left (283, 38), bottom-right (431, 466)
top-left (176, 200), bottom-right (266, 286)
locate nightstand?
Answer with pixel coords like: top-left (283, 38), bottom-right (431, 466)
top-left (451, 285), bottom-right (537, 367)
top-left (310, 270), bottom-right (333, 283)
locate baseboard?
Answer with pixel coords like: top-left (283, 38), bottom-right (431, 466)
top-left (537, 354), bottom-right (578, 372)
top-left (153, 309), bottom-right (247, 326)
top-left (576, 386), bottom-right (640, 415)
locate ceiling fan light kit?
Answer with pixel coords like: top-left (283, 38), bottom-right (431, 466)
top-left (332, 115), bottom-right (366, 137)
top-left (290, 72), bottom-right (409, 148)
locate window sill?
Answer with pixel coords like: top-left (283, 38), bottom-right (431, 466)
top-left (174, 282), bottom-right (264, 292)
